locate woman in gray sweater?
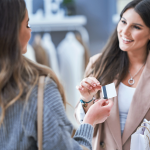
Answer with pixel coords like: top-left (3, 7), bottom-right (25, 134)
top-left (0, 0), bottom-right (113, 150)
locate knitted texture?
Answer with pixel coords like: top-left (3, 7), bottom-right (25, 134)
top-left (0, 77), bottom-right (93, 150)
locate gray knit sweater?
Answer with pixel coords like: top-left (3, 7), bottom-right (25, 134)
top-left (0, 77), bottom-right (93, 150)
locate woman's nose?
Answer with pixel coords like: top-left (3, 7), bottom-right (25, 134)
top-left (122, 26), bottom-right (130, 36)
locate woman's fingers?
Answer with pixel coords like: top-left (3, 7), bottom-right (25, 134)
top-left (88, 77), bottom-right (101, 85)
top-left (96, 99), bottom-right (113, 117)
top-left (93, 85), bottom-right (101, 91)
top-left (76, 77), bottom-right (101, 93)
top-left (82, 78), bottom-right (96, 87)
top-left (80, 81), bottom-right (93, 90)
top-left (98, 99), bottom-right (108, 106)
top-left (80, 82), bottom-right (101, 91)
top-left (76, 77), bottom-right (102, 103)
top-left (105, 100), bottom-right (113, 109)
top-left (76, 85), bottom-right (83, 90)
top-left (103, 100), bottom-right (114, 115)
top-left (81, 77), bottom-right (101, 88)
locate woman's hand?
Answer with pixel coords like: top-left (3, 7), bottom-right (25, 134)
top-left (83, 99), bottom-right (113, 126)
top-left (76, 77), bottom-right (101, 102)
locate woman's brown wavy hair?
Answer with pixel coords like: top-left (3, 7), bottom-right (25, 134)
top-left (0, 0), bottom-right (66, 126)
top-left (88, 0), bottom-right (150, 98)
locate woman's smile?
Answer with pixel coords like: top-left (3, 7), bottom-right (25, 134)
top-left (121, 36), bottom-right (134, 44)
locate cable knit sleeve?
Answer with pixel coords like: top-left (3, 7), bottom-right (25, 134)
top-left (42, 77), bottom-right (94, 150)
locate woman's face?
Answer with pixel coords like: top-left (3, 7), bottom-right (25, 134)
top-left (19, 10), bottom-right (31, 54)
top-left (117, 8), bottom-right (150, 53)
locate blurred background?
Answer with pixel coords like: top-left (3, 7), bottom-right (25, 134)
top-left (24, 0), bottom-right (131, 129)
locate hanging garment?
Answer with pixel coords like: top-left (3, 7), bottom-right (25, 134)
top-left (75, 32), bottom-right (90, 69)
top-left (42, 33), bottom-right (60, 79)
top-left (32, 34), bottom-right (50, 67)
top-left (23, 44), bottom-right (36, 62)
top-left (57, 32), bottom-right (85, 129)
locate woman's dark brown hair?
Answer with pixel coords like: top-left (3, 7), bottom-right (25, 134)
top-left (0, 0), bottom-right (66, 126)
top-left (89, 0), bottom-right (150, 90)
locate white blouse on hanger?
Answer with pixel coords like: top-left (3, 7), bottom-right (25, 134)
top-left (57, 32), bottom-right (85, 129)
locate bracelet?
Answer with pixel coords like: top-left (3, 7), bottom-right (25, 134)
top-left (80, 97), bottom-right (94, 108)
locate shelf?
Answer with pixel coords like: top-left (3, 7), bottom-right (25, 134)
top-left (30, 15), bottom-right (87, 32)
top-left (30, 15), bottom-right (89, 45)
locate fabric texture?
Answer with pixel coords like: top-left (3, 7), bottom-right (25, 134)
top-left (118, 82), bottom-right (135, 135)
top-left (0, 77), bottom-right (93, 150)
top-left (76, 102), bottom-right (86, 124)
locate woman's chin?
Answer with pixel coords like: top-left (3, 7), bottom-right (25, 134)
top-left (119, 45), bottom-right (129, 52)
top-left (22, 48), bottom-right (27, 54)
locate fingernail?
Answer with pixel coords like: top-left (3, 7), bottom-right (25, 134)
top-left (93, 84), bottom-right (96, 87)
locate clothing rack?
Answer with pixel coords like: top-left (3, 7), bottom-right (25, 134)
top-left (30, 15), bottom-right (89, 46)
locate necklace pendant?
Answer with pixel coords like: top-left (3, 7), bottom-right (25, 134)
top-left (128, 78), bottom-right (135, 85)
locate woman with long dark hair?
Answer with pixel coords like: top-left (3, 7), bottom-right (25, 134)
top-left (0, 0), bottom-right (113, 150)
top-left (76, 0), bottom-right (150, 149)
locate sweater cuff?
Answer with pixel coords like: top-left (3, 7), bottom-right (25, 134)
top-left (73, 123), bottom-right (94, 149)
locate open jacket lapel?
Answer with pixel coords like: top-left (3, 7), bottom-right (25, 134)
top-left (122, 52), bottom-right (150, 145)
top-left (106, 81), bottom-right (122, 150)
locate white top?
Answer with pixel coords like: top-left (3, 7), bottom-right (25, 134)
top-left (118, 82), bottom-right (136, 135)
top-left (76, 82), bottom-right (136, 134)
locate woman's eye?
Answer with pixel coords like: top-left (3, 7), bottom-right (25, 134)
top-left (121, 20), bottom-right (126, 24)
top-left (134, 26), bottom-right (141, 30)
top-left (27, 23), bottom-right (30, 28)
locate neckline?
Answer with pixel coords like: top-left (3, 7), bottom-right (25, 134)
top-left (120, 82), bottom-right (136, 89)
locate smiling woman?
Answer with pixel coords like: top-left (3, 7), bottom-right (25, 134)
top-left (117, 8), bottom-right (150, 54)
top-left (80, 0), bottom-right (150, 88)
top-left (75, 0), bottom-right (150, 150)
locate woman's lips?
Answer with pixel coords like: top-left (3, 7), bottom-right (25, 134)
top-left (122, 39), bottom-right (133, 44)
top-left (121, 36), bottom-right (134, 44)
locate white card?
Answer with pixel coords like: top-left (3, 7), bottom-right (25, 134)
top-left (102, 83), bottom-right (117, 99)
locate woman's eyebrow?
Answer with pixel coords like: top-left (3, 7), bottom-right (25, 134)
top-left (122, 17), bottom-right (144, 27)
top-left (133, 23), bottom-right (144, 27)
